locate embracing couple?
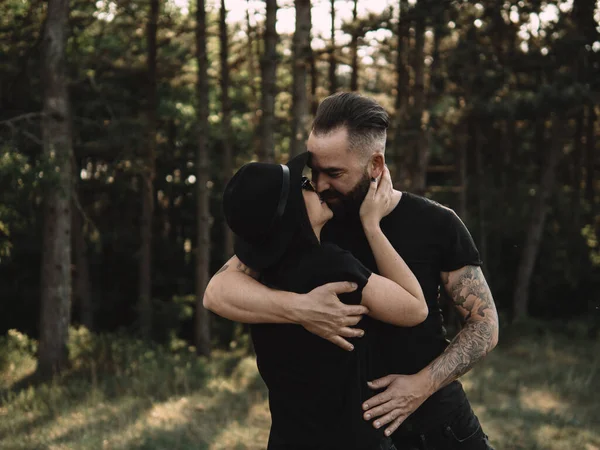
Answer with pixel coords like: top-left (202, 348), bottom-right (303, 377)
top-left (204, 92), bottom-right (498, 450)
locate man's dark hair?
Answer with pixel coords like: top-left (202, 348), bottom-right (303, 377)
top-left (312, 92), bottom-right (389, 158)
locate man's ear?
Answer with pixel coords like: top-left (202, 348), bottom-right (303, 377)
top-left (369, 153), bottom-right (385, 179)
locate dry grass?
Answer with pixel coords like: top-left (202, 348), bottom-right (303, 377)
top-left (1, 326), bottom-right (599, 450)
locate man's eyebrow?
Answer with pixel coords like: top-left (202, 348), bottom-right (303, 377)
top-left (321, 167), bottom-right (344, 173)
top-left (308, 163), bottom-right (343, 173)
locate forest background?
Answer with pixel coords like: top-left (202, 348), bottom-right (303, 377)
top-left (1, 0), bottom-right (599, 448)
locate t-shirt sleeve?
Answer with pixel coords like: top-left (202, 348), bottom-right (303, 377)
top-left (440, 208), bottom-right (483, 272)
top-left (314, 245), bottom-right (372, 305)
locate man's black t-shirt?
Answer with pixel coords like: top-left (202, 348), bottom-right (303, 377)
top-left (322, 192), bottom-right (483, 435)
top-left (252, 242), bottom-right (390, 450)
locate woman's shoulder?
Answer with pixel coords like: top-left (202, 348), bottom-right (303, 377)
top-left (315, 243), bottom-right (370, 276)
top-left (319, 242), bottom-right (357, 262)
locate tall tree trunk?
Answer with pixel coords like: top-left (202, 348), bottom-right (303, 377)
top-left (310, 47), bottom-right (318, 116)
top-left (220, 0), bottom-right (234, 258)
top-left (38, 0), bottom-right (73, 378)
top-left (457, 118), bottom-right (468, 222)
top-left (501, 117), bottom-right (515, 193)
top-left (585, 105), bottom-right (596, 208)
top-left (246, 0), bottom-right (259, 108)
top-left (259, 0), bottom-right (278, 163)
top-left (474, 125), bottom-right (488, 274)
top-left (349, 0), bottom-right (359, 92)
top-left (392, 0), bottom-right (410, 188)
top-left (572, 109), bottom-right (585, 229)
top-left (138, 0), bottom-right (158, 339)
top-left (410, 8), bottom-right (427, 194)
top-left (290, 0), bottom-right (311, 158)
top-left (195, 0), bottom-right (211, 357)
top-left (72, 198), bottom-right (93, 329)
top-left (328, 0), bottom-right (337, 94)
top-left (246, 0), bottom-right (261, 155)
top-left (512, 116), bottom-right (566, 321)
top-left (428, 7), bottom-right (443, 105)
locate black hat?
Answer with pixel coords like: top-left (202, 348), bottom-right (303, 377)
top-left (223, 152), bottom-right (310, 270)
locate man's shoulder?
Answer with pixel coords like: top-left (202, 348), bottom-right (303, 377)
top-left (392, 191), bottom-right (456, 220)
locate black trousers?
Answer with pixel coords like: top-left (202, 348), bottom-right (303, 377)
top-left (392, 401), bottom-right (493, 450)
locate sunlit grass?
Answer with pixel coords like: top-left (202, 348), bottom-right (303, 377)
top-left (1, 325), bottom-right (599, 449)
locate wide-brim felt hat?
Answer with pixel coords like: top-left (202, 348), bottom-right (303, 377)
top-left (223, 152), bottom-right (310, 270)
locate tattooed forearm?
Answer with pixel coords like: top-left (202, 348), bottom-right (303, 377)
top-left (428, 266), bottom-right (499, 391)
top-left (428, 318), bottom-right (495, 389)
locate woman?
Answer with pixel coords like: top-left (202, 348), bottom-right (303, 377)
top-left (223, 152), bottom-right (427, 450)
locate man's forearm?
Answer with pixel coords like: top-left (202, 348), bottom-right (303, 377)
top-left (421, 265), bottom-right (499, 394)
top-left (203, 258), bottom-right (298, 324)
top-left (424, 316), bottom-right (497, 392)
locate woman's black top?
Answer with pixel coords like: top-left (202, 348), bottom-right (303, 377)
top-left (251, 241), bottom-right (390, 450)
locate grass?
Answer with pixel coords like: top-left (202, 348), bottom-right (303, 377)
top-left (0, 324), bottom-right (599, 450)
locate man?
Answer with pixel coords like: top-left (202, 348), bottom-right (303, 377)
top-left (204, 92), bottom-right (498, 449)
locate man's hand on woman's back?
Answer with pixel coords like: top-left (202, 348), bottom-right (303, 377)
top-left (294, 282), bottom-right (369, 351)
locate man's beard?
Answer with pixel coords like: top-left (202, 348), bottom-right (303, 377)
top-left (321, 172), bottom-right (371, 221)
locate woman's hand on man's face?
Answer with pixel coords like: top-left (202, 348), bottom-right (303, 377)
top-left (359, 165), bottom-right (394, 229)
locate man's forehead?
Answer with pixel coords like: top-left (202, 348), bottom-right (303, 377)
top-left (306, 152), bottom-right (344, 172)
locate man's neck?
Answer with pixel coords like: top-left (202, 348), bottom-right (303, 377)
top-left (390, 190), bottom-right (403, 212)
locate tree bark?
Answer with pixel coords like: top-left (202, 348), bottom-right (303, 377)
top-left (585, 105), bottom-right (596, 208)
top-left (259, 0), bottom-right (278, 163)
top-left (310, 46), bottom-right (318, 116)
top-left (349, 0), bottom-right (359, 92)
top-left (572, 109), bottom-right (585, 229)
top-left (220, 0), bottom-right (234, 258)
top-left (245, 0), bottom-right (259, 108)
top-left (512, 116), bottom-right (566, 321)
top-left (195, 0), bottom-right (212, 357)
top-left (38, 0), bottom-right (73, 378)
top-left (246, 0), bottom-right (261, 155)
top-left (392, 0), bottom-right (410, 188)
top-left (290, 0), bottom-right (311, 158)
top-left (138, 0), bottom-right (159, 339)
top-left (410, 8), bottom-right (428, 194)
top-left (474, 124), bottom-right (488, 274)
top-left (328, 0), bottom-right (337, 94)
top-left (457, 118), bottom-right (468, 223)
top-left (72, 198), bottom-right (93, 329)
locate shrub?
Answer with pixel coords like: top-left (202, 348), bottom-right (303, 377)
top-left (0, 329), bottom-right (37, 371)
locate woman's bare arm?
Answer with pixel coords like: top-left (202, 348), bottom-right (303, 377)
top-left (359, 166), bottom-right (427, 326)
top-left (360, 223), bottom-right (427, 326)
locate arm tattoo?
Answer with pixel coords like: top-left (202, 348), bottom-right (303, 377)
top-left (236, 261), bottom-right (259, 280)
top-left (429, 266), bottom-right (498, 390)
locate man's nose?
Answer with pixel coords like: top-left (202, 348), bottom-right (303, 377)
top-left (313, 174), bottom-right (329, 193)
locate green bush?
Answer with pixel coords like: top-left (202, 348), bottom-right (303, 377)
top-left (0, 329), bottom-right (37, 371)
top-left (67, 326), bottom-right (208, 399)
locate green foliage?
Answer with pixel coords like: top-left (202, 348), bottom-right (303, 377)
top-left (66, 326), bottom-right (208, 398)
top-left (1, 0), bottom-right (599, 341)
top-left (0, 149), bottom-right (40, 262)
top-left (582, 223), bottom-right (600, 267)
top-left (0, 329), bottom-right (38, 373)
